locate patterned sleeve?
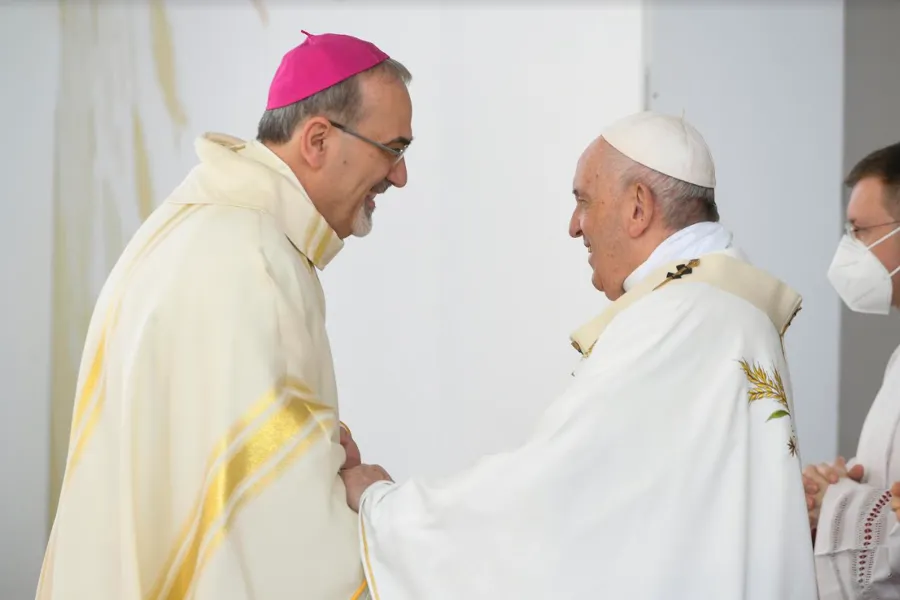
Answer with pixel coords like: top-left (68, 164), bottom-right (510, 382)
top-left (814, 478), bottom-right (900, 599)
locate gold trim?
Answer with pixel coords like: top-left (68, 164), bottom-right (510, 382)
top-left (570, 253), bottom-right (802, 360)
top-left (349, 580), bottom-right (369, 600)
top-left (64, 205), bottom-right (200, 483)
top-left (652, 259), bottom-right (700, 291)
top-left (147, 379), bottom-right (334, 600)
top-left (360, 514), bottom-right (381, 600)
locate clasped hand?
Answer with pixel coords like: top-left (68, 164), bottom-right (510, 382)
top-left (893, 482), bottom-right (900, 521)
top-left (802, 456), bottom-right (864, 531)
top-left (339, 425), bottom-right (393, 512)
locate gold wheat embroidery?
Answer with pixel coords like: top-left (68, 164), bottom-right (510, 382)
top-left (738, 359), bottom-right (798, 456)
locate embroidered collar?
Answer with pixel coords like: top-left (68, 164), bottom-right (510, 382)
top-left (183, 133), bottom-right (344, 270)
top-left (570, 253), bottom-right (802, 358)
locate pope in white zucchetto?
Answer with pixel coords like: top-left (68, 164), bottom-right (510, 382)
top-left (340, 111), bottom-right (820, 600)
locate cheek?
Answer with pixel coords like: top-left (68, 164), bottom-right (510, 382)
top-left (878, 238), bottom-right (900, 270)
top-left (582, 207), bottom-right (606, 244)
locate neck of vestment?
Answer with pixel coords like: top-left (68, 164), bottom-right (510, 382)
top-left (571, 249), bottom-right (802, 358)
top-left (175, 132), bottom-right (343, 270)
top-left (624, 221), bottom-right (737, 291)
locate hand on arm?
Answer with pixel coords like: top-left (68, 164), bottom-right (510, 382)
top-left (340, 464), bottom-right (393, 512)
top-left (802, 456), bottom-right (865, 531)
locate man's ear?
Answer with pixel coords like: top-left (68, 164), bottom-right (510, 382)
top-left (627, 182), bottom-right (655, 237)
top-left (297, 117), bottom-right (331, 170)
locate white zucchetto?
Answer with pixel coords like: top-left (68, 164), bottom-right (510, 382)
top-left (601, 111), bottom-right (716, 188)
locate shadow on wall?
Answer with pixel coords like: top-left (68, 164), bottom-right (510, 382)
top-left (47, 0), bottom-right (268, 527)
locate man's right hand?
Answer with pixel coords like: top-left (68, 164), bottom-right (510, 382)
top-left (341, 464), bottom-right (393, 512)
top-left (891, 481), bottom-right (900, 521)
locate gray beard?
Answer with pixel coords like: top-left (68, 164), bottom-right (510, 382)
top-left (350, 204), bottom-right (374, 238)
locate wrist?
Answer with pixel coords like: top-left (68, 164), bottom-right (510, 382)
top-left (360, 479), bottom-right (394, 509)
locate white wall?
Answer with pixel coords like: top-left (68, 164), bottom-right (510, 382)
top-left (645, 1), bottom-right (846, 465)
top-left (0, 3), bottom-right (58, 596)
top-left (0, 3), bottom-right (643, 596)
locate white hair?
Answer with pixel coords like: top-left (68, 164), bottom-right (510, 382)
top-left (614, 152), bottom-right (719, 228)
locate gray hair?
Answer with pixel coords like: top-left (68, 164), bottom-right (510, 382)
top-left (256, 58), bottom-right (412, 144)
top-left (620, 161), bottom-right (719, 229)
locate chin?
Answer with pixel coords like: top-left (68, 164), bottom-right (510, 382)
top-left (592, 272), bottom-right (621, 301)
top-left (350, 207), bottom-right (374, 238)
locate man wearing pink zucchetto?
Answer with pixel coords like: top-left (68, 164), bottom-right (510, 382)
top-left (36, 31), bottom-right (410, 600)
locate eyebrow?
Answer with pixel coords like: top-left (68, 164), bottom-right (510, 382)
top-left (387, 136), bottom-right (413, 146)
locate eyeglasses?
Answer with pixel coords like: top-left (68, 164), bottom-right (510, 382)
top-left (845, 220), bottom-right (900, 241)
top-left (328, 120), bottom-right (411, 166)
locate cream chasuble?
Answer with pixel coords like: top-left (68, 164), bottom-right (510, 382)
top-left (37, 134), bottom-right (369, 600)
top-left (358, 250), bottom-right (818, 599)
top-left (814, 343), bottom-right (900, 599)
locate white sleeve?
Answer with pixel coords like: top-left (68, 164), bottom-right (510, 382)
top-left (814, 478), bottom-right (900, 600)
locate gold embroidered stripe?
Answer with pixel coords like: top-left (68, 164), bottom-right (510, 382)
top-left (144, 379), bottom-right (286, 597)
top-left (360, 515), bottom-right (381, 600)
top-left (65, 204), bottom-right (201, 479)
top-left (302, 214), bottom-right (320, 259)
top-left (147, 379), bottom-right (333, 600)
top-left (311, 217), bottom-right (333, 266)
top-left (188, 413), bottom-right (334, 598)
top-left (349, 580), bottom-right (368, 600)
top-left (68, 204), bottom-right (197, 438)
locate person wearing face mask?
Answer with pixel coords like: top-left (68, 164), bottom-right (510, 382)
top-left (35, 31), bottom-right (410, 600)
top-left (803, 141), bottom-right (900, 600)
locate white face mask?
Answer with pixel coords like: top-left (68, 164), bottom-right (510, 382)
top-left (827, 226), bottom-right (900, 315)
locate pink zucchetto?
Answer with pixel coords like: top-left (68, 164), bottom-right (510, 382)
top-left (265, 30), bottom-right (390, 110)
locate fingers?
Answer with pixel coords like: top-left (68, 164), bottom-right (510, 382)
top-left (803, 474), bottom-right (819, 496)
top-left (892, 484), bottom-right (900, 520)
top-left (815, 462), bottom-right (842, 484)
top-left (848, 464), bottom-right (865, 482)
top-left (802, 465), bottom-right (828, 490)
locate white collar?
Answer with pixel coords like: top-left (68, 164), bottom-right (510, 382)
top-left (623, 221), bottom-right (736, 292)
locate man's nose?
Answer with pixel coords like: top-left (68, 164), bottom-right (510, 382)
top-left (387, 158), bottom-right (408, 189)
top-left (568, 212), bottom-right (582, 239)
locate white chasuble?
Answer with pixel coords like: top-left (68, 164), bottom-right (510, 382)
top-left (37, 134), bottom-right (369, 600)
top-left (814, 344), bottom-right (900, 599)
top-left (358, 250), bottom-right (818, 600)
